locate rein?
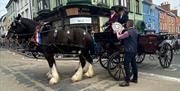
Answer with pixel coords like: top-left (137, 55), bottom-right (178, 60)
top-left (14, 29), bottom-right (56, 36)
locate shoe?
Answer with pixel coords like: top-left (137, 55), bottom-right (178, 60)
top-left (130, 79), bottom-right (138, 83)
top-left (119, 81), bottom-right (129, 87)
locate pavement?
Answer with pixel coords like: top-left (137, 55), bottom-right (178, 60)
top-left (107, 73), bottom-right (180, 91)
top-left (0, 48), bottom-right (180, 91)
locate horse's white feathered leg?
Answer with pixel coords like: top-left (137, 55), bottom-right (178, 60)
top-left (49, 63), bottom-right (60, 85)
top-left (83, 62), bottom-right (89, 73)
top-left (71, 63), bottom-right (83, 82)
top-left (84, 63), bottom-right (94, 78)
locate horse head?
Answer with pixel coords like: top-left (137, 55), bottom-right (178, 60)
top-left (8, 15), bottom-right (37, 40)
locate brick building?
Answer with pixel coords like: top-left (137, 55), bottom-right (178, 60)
top-left (171, 9), bottom-right (180, 34)
top-left (158, 2), bottom-right (176, 34)
top-left (176, 17), bottom-right (180, 34)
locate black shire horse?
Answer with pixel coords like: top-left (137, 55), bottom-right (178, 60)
top-left (9, 16), bottom-right (94, 85)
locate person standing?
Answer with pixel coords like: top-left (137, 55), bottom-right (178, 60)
top-left (116, 20), bottom-right (138, 87)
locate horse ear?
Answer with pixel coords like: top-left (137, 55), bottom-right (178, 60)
top-left (16, 14), bottom-right (21, 20)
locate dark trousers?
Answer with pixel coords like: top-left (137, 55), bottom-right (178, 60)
top-left (124, 52), bottom-right (138, 82)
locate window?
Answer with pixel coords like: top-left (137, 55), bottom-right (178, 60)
top-left (25, 9), bottom-right (29, 18)
top-left (126, 0), bottom-right (130, 11)
top-left (113, 0), bottom-right (129, 10)
top-left (113, 0), bottom-right (119, 6)
top-left (56, 0), bottom-right (62, 6)
top-left (135, 0), bottom-right (140, 13)
top-left (98, 0), bottom-right (106, 4)
top-left (20, 0), bottom-right (22, 8)
top-left (22, 0), bottom-right (24, 7)
top-left (21, 12), bottom-right (24, 17)
top-left (32, 0), bottom-right (34, 7)
top-left (37, 0), bottom-right (50, 11)
top-left (25, 0), bottom-right (27, 5)
top-left (38, 0), bottom-right (43, 11)
top-left (121, 0), bottom-right (127, 7)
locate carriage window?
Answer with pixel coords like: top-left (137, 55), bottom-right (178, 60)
top-left (37, 0), bottom-right (50, 11)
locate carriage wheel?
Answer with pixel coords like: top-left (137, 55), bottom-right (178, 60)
top-left (99, 51), bottom-right (109, 69)
top-left (107, 51), bottom-right (125, 80)
top-left (136, 53), bottom-right (145, 63)
top-left (159, 43), bottom-right (173, 68)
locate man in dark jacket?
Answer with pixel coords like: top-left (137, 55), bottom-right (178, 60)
top-left (116, 20), bottom-right (138, 87)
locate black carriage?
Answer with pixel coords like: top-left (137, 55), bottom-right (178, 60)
top-left (94, 31), bottom-right (126, 80)
top-left (93, 29), bottom-right (174, 81)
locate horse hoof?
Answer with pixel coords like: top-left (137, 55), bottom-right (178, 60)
top-left (46, 72), bottom-right (52, 80)
top-left (71, 74), bottom-right (82, 82)
top-left (84, 71), bottom-right (94, 78)
top-left (49, 77), bottom-right (59, 85)
top-left (47, 74), bottom-right (53, 80)
top-left (84, 65), bottom-right (94, 78)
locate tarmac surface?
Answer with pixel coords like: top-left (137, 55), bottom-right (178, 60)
top-left (0, 48), bottom-right (180, 91)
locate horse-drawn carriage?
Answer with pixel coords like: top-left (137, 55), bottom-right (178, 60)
top-left (93, 29), bottom-right (173, 80)
top-left (136, 30), bottom-right (173, 68)
top-left (6, 0), bottom-right (174, 84)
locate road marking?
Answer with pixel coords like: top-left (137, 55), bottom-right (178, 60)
top-left (0, 65), bottom-right (54, 91)
top-left (140, 72), bottom-right (180, 83)
top-left (162, 64), bottom-right (180, 71)
top-left (164, 67), bottom-right (177, 71)
top-left (171, 64), bottom-right (180, 67)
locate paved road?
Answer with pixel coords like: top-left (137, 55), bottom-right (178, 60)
top-left (0, 48), bottom-right (180, 91)
top-left (138, 53), bottom-right (180, 78)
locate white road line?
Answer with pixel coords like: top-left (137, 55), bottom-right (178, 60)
top-left (140, 72), bottom-right (180, 83)
top-left (171, 64), bottom-right (180, 67)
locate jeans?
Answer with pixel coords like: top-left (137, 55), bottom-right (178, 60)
top-left (124, 52), bottom-right (138, 82)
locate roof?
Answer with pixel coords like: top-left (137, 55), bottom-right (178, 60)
top-left (156, 6), bottom-right (166, 12)
top-left (156, 6), bottom-right (175, 17)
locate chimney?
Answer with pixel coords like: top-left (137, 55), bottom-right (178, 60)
top-left (171, 9), bottom-right (177, 16)
top-left (160, 2), bottom-right (170, 11)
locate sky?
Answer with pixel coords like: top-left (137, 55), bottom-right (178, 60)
top-left (0, 0), bottom-right (8, 18)
top-left (0, 0), bottom-right (180, 18)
